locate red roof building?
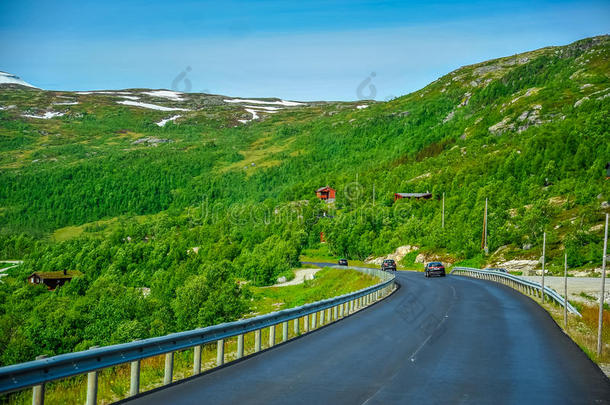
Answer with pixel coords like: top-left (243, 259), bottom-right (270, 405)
top-left (316, 186), bottom-right (336, 203)
top-left (394, 192), bottom-right (432, 202)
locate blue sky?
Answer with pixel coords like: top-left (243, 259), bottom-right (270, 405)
top-left (1, 0), bottom-right (609, 100)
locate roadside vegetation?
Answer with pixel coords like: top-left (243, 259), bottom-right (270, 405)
top-left (1, 267), bottom-right (380, 404)
top-left (541, 299), bottom-right (610, 368)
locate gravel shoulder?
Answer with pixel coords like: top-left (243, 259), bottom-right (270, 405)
top-left (521, 276), bottom-right (610, 303)
top-left (272, 268), bottom-right (321, 287)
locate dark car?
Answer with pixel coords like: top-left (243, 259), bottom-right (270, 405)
top-left (382, 259), bottom-right (397, 271)
top-left (425, 262), bottom-right (445, 277)
top-left (338, 258), bottom-right (348, 266)
top-left (486, 267), bottom-right (508, 273)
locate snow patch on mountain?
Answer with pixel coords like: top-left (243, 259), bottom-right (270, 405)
top-left (77, 91), bottom-right (133, 95)
top-left (244, 105), bottom-right (280, 111)
top-left (0, 72), bottom-right (37, 88)
top-left (156, 115), bottom-right (182, 127)
top-left (224, 98), bottom-right (304, 107)
top-left (238, 109), bottom-right (260, 123)
top-left (142, 90), bottom-right (185, 101)
top-left (118, 95), bottom-right (140, 101)
top-left (116, 100), bottom-right (189, 111)
top-left (22, 111), bottom-right (65, 119)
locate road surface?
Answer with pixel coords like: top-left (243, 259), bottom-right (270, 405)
top-left (125, 268), bottom-right (610, 404)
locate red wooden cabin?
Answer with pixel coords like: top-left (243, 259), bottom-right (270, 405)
top-left (316, 186), bottom-right (336, 202)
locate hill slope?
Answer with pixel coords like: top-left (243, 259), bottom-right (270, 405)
top-left (0, 35), bottom-right (608, 365)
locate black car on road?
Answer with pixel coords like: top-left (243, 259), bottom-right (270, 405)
top-left (485, 267), bottom-right (508, 273)
top-left (381, 259), bottom-right (397, 271)
top-left (338, 258), bottom-right (348, 266)
top-left (425, 262), bottom-right (445, 277)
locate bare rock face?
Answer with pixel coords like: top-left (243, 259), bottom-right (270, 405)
top-left (276, 276), bottom-right (287, 283)
top-left (414, 252), bottom-right (454, 267)
top-left (132, 137), bottom-right (172, 146)
top-left (489, 117), bottom-right (514, 135)
top-left (365, 245), bottom-right (419, 265)
top-left (496, 259), bottom-right (539, 272)
top-left (574, 97), bottom-right (589, 108)
top-left (415, 253), bottom-right (426, 264)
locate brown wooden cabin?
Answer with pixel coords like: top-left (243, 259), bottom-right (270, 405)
top-left (28, 270), bottom-right (81, 290)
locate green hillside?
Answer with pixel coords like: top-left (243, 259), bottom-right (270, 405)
top-left (0, 35), bottom-right (608, 365)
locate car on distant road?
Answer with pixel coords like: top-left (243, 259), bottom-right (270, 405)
top-left (338, 258), bottom-right (348, 266)
top-left (425, 262), bottom-right (445, 277)
top-left (381, 259), bottom-right (397, 271)
top-left (485, 267), bottom-right (508, 273)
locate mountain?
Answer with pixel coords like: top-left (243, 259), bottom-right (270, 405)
top-left (0, 71), bottom-right (38, 88)
top-left (0, 35), bottom-right (608, 365)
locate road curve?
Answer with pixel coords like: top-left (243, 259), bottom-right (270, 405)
top-left (125, 268), bottom-right (610, 404)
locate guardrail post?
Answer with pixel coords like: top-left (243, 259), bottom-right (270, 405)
top-left (217, 339), bottom-right (224, 366)
top-left (130, 358), bottom-right (140, 396)
top-left (237, 334), bottom-right (244, 359)
top-left (333, 305), bottom-right (338, 321)
top-left (282, 321), bottom-right (288, 342)
top-left (86, 346), bottom-right (99, 405)
top-left (320, 309), bottom-right (325, 325)
top-left (255, 329), bottom-right (261, 352)
top-left (304, 314), bottom-right (309, 332)
top-left (32, 355), bottom-right (46, 405)
top-left (269, 325), bottom-right (275, 347)
top-left (294, 317), bottom-right (299, 335)
top-left (164, 351), bottom-right (174, 385)
top-left (193, 345), bottom-right (202, 375)
top-left (312, 312), bottom-right (317, 329)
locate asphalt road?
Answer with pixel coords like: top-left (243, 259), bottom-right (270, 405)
top-left (126, 268), bottom-right (610, 404)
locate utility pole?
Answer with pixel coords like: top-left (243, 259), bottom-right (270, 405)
top-left (564, 252), bottom-right (568, 329)
top-left (597, 213), bottom-right (608, 358)
top-left (541, 232), bottom-right (546, 304)
top-left (442, 192), bottom-right (445, 229)
top-left (482, 198), bottom-right (488, 255)
top-left (372, 183), bottom-right (375, 207)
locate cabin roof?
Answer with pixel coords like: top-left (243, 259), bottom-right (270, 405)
top-left (30, 270), bottom-right (82, 280)
top-left (395, 192), bottom-right (432, 198)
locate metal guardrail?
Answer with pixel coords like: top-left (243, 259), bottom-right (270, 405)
top-left (0, 266), bottom-right (395, 403)
top-left (451, 267), bottom-right (581, 316)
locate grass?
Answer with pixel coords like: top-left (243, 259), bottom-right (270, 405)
top-left (248, 267), bottom-right (378, 314)
top-left (1, 267), bottom-right (381, 405)
top-left (541, 300), bottom-right (610, 366)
